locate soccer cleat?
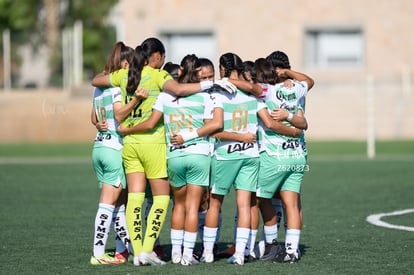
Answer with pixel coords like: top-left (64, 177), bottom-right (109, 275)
top-left (273, 251), bottom-right (299, 263)
top-left (227, 254), bottom-right (244, 265)
top-left (297, 249), bottom-right (302, 259)
top-left (180, 255), bottom-right (199, 266)
top-left (153, 245), bottom-right (167, 260)
top-left (217, 244), bottom-right (235, 257)
top-left (200, 251), bottom-right (214, 263)
top-left (213, 243), bottom-right (219, 256)
top-left (133, 255), bottom-right (141, 266)
top-left (139, 252), bottom-right (167, 266)
top-left (171, 252), bottom-right (182, 264)
top-left (195, 244), bottom-right (218, 259)
top-left (245, 254), bottom-right (257, 263)
top-left (260, 239), bottom-right (283, 261)
top-left (193, 249), bottom-right (202, 260)
top-left (114, 249), bottom-right (129, 263)
top-left (90, 254), bottom-right (124, 265)
top-left (256, 239), bottom-right (265, 258)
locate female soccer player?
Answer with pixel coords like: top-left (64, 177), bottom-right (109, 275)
top-left (201, 53), bottom-right (303, 265)
top-left (91, 37), bottom-right (214, 266)
top-left (90, 41), bottom-right (145, 265)
top-left (255, 53), bottom-right (314, 263)
top-left (195, 58), bottom-right (221, 257)
top-left (119, 54), bottom-right (223, 266)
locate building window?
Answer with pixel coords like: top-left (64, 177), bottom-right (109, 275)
top-left (305, 28), bottom-right (364, 69)
top-left (160, 32), bottom-right (216, 65)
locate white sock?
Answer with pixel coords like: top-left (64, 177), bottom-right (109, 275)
top-left (246, 229), bottom-right (258, 256)
top-left (257, 228), bottom-right (266, 258)
top-left (263, 224), bottom-right (278, 244)
top-left (113, 231), bottom-right (125, 254)
top-left (285, 229), bottom-right (301, 254)
top-left (235, 227), bottom-right (250, 257)
top-left (113, 204), bottom-right (132, 254)
top-left (93, 203), bottom-right (114, 257)
top-left (203, 226), bottom-right (218, 253)
top-left (171, 229), bottom-right (184, 255)
top-left (183, 231), bottom-right (197, 258)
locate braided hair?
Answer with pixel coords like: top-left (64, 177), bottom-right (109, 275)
top-left (219, 52), bottom-right (243, 77)
top-left (266, 50), bottom-right (291, 69)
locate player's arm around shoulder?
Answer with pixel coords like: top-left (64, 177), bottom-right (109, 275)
top-left (277, 68), bottom-right (314, 91)
top-left (258, 108), bottom-right (302, 138)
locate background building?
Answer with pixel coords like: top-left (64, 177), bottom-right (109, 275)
top-left (1, 0), bottom-right (413, 142)
top-left (113, 0), bottom-right (414, 140)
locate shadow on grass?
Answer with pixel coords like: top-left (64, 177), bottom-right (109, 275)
top-left (105, 241), bottom-right (310, 262)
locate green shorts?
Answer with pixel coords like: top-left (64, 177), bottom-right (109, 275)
top-left (92, 146), bottom-right (126, 189)
top-left (256, 151), bottom-right (306, 198)
top-left (210, 157), bottom-right (259, 196)
top-left (122, 143), bottom-right (167, 179)
top-left (168, 154), bottom-right (211, 188)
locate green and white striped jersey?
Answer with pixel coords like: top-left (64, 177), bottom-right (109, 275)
top-left (93, 86), bottom-right (123, 150)
top-left (257, 81), bottom-right (308, 157)
top-left (213, 89), bottom-right (265, 160)
top-left (153, 91), bottom-right (220, 159)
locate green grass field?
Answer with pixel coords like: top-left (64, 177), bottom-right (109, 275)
top-left (0, 141), bottom-right (413, 274)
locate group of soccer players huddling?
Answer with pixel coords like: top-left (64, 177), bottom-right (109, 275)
top-left (89, 37), bottom-right (314, 267)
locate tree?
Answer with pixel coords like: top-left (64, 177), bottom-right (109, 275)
top-left (56, 0), bottom-right (119, 84)
top-left (0, 0), bottom-right (119, 87)
top-left (0, 0), bottom-right (41, 85)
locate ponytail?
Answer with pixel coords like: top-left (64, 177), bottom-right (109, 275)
top-left (126, 37), bottom-right (166, 93)
top-left (126, 46), bottom-right (146, 93)
top-left (105, 42), bottom-right (123, 73)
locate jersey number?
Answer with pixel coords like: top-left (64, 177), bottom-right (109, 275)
top-left (124, 96), bottom-right (143, 118)
top-left (169, 113), bottom-right (193, 135)
top-left (231, 110), bottom-right (248, 131)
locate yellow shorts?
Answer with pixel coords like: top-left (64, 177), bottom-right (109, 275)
top-left (122, 143), bottom-right (167, 179)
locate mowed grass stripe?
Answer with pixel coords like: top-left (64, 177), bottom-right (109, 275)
top-left (0, 142), bottom-right (413, 274)
top-left (1, 155), bottom-right (413, 165)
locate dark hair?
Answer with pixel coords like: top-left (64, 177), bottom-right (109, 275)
top-left (105, 41), bottom-right (134, 73)
top-left (266, 50), bottom-right (291, 69)
top-left (120, 44), bottom-right (135, 66)
top-left (178, 54), bottom-right (201, 84)
top-left (163, 62), bottom-right (181, 80)
top-left (254, 58), bottom-right (277, 85)
top-left (241, 60), bottom-right (256, 83)
top-left (199, 58), bottom-right (215, 72)
top-left (126, 37), bottom-right (166, 93)
top-left (219, 52), bottom-right (243, 77)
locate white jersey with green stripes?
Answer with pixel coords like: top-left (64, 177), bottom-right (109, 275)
top-left (152, 90), bottom-right (219, 159)
top-left (298, 96), bottom-right (307, 156)
top-left (257, 81), bottom-right (308, 157)
top-left (93, 87), bottom-right (123, 150)
top-left (213, 89), bottom-right (265, 160)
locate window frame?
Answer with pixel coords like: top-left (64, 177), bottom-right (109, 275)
top-left (304, 27), bottom-right (365, 70)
